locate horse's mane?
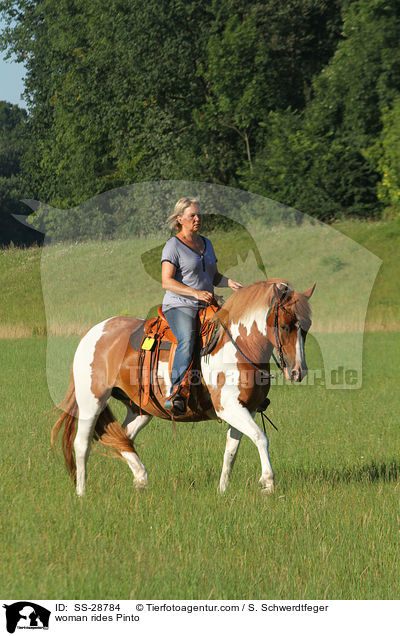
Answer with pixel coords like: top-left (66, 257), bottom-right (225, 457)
top-left (212, 278), bottom-right (312, 330)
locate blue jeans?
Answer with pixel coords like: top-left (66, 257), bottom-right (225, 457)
top-left (163, 307), bottom-right (198, 388)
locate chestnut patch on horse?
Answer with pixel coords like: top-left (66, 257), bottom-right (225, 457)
top-left (236, 319), bottom-right (269, 360)
top-left (208, 370), bottom-right (226, 413)
top-left (90, 316), bottom-right (142, 400)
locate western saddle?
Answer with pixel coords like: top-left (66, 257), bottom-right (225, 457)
top-left (129, 301), bottom-right (220, 417)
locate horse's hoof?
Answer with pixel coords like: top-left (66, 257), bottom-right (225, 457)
top-left (218, 478), bottom-right (228, 494)
top-left (135, 478), bottom-right (148, 491)
top-left (260, 481), bottom-right (275, 495)
top-left (260, 487), bottom-right (274, 495)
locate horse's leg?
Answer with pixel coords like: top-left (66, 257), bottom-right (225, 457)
top-left (219, 426), bottom-right (243, 494)
top-left (123, 404), bottom-right (153, 440)
top-left (217, 402), bottom-right (274, 493)
top-left (72, 322), bottom-right (115, 496)
top-left (74, 408), bottom-right (101, 497)
top-left (120, 404), bottom-right (153, 489)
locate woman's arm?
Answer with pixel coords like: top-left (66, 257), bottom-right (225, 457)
top-left (214, 270), bottom-right (243, 290)
top-left (162, 261), bottom-right (214, 303)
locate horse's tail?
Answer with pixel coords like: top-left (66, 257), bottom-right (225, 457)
top-left (51, 372), bottom-right (79, 478)
top-left (52, 372), bottom-right (136, 478)
top-left (94, 411), bottom-right (137, 459)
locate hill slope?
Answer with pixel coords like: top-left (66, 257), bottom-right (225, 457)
top-left (1, 218), bottom-right (399, 337)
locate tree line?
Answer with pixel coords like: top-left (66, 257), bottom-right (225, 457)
top-left (1, 0), bottom-right (400, 244)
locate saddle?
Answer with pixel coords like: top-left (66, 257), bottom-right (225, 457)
top-left (129, 301), bottom-right (220, 417)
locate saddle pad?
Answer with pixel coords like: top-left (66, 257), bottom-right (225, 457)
top-left (129, 321), bottom-right (172, 352)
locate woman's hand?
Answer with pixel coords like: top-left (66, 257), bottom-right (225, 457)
top-left (195, 290), bottom-right (214, 304)
top-left (228, 279), bottom-right (243, 291)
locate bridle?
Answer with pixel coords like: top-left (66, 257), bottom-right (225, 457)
top-left (270, 297), bottom-right (298, 374)
top-left (214, 293), bottom-right (298, 378)
top-left (208, 293), bottom-right (301, 434)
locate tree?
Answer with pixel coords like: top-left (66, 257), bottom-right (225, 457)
top-left (1, 0), bottom-right (354, 225)
top-left (0, 101), bottom-right (26, 175)
top-left (198, 0), bottom-right (342, 184)
top-left (243, 0), bottom-right (400, 218)
top-left (300, 0), bottom-right (400, 217)
top-left (0, 101), bottom-right (40, 245)
top-left (373, 98), bottom-right (400, 216)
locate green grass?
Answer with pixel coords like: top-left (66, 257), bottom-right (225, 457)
top-left (333, 218), bottom-right (400, 330)
top-left (0, 244), bottom-right (45, 334)
top-left (1, 217), bottom-right (399, 599)
top-left (1, 333), bottom-right (399, 599)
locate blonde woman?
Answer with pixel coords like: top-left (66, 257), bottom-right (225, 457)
top-left (161, 197), bottom-right (242, 413)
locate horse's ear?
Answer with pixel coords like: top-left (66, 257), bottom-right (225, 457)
top-left (302, 283), bottom-right (316, 299)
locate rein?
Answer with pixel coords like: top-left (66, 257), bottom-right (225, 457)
top-left (257, 398), bottom-right (279, 432)
top-left (219, 321), bottom-right (276, 379)
top-left (206, 304), bottom-right (273, 378)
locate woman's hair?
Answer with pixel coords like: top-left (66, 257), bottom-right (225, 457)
top-left (166, 197), bottom-right (201, 231)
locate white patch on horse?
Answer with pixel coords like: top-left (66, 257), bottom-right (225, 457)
top-left (230, 307), bottom-right (267, 340)
top-left (73, 317), bottom-right (112, 418)
top-left (295, 325), bottom-right (305, 368)
top-left (120, 451), bottom-right (148, 489)
top-left (218, 382), bottom-right (274, 492)
top-left (157, 360), bottom-right (172, 396)
top-left (219, 426), bottom-right (242, 493)
top-left (202, 338), bottom-right (275, 493)
top-left (204, 340), bottom-right (275, 493)
top-left (201, 341), bottom-right (240, 398)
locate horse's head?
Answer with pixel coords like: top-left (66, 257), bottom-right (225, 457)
top-left (267, 282), bottom-right (316, 382)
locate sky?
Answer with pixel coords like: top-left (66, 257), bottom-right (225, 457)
top-left (0, 18), bottom-right (27, 109)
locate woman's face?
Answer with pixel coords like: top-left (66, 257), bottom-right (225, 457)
top-left (178, 205), bottom-right (202, 233)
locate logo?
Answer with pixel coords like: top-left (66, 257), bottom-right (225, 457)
top-left (3, 603), bottom-right (51, 633)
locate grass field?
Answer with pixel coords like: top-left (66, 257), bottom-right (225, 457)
top-left (0, 217), bottom-right (399, 336)
top-left (1, 218), bottom-right (399, 599)
top-left (0, 333), bottom-right (399, 599)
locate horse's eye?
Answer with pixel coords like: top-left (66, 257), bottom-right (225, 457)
top-left (280, 324), bottom-right (289, 332)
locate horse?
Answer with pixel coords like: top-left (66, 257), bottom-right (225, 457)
top-left (52, 278), bottom-right (315, 496)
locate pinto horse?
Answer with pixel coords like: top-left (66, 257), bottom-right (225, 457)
top-left (52, 279), bottom-right (315, 495)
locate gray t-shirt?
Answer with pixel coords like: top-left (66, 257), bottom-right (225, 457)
top-left (161, 235), bottom-right (218, 311)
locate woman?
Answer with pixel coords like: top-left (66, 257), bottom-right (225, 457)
top-left (161, 197), bottom-right (242, 413)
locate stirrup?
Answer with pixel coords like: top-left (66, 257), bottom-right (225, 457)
top-left (164, 387), bottom-right (187, 415)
